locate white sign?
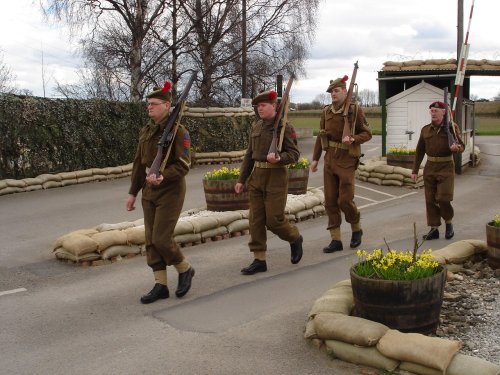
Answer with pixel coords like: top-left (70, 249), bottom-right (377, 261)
top-left (241, 98), bottom-right (252, 108)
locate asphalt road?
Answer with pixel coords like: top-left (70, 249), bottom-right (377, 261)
top-left (0, 135), bottom-right (499, 375)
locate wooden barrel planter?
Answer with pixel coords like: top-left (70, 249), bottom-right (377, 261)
top-left (386, 154), bottom-right (415, 169)
top-left (203, 179), bottom-right (249, 211)
top-left (350, 267), bottom-right (446, 334)
top-left (287, 168), bottom-right (309, 195)
top-left (486, 222), bottom-right (500, 269)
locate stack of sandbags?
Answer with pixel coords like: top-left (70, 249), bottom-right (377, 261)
top-left (381, 58), bottom-right (499, 72)
top-left (53, 218), bottom-right (145, 263)
top-left (284, 188), bottom-right (325, 221)
top-left (184, 106), bottom-right (255, 119)
top-left (357, 157), bottom-right (423, 188)
top-left (193, 150), bottom-right (246, 165)
top-left (0, 164), bottom-right (133, 196)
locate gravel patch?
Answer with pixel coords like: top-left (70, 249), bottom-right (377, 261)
top-left (436, 258), bottom-right (500, 365)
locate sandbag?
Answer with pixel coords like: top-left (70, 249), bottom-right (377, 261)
top-left (208, 211), bottom-right (243, 226)
top-left (447, 353), bottom-right (500, 375)
top-left (393, 166), bottom-right (414, 177)
top-left (54, 247), bottom-right (101, 262)
top-left (124, 226), bottom-right (146, 245)
top-left (75, 169), bottom-right (93, 178)
top-left (190, 216), bottom-right (219, 233)
top-left (174, 233), bottom-right (202, 244)
top-left (77, 176), bottom-right (95, 184)
top-left (132, 218), bottom-right (144, 226)
top-left (58, 171), bottom-right (78, 180)
top-left (385, 173), bottom-right (404, 181)
top-left (399, 361), bottom-right (441, 375)
top-left (53, 228), bottom-right (99, 249)
top-left (91, 230), bottom-right (128, 251)
top-left (433, 240), bottom-right (487, 264)
top-left (61, 234), bottom-right (99, 256)
top-left (296, 209), bottom-right (314, 220)
top-left (285, 200), bottom-right (306, 214)
top-left (325, 339), bottom-right (399, 372)
top-left (314, 312), bottom-right (389, 346)
top-left (38, 174), bottom-right (62, 183)
top-left (303, 318), bottom-right (318, 339)
top-left (226, 219), bottom-right (249, 233)
top-left (42, 181), bottom-right (62, 189)
top-left (373, 165), bottom-right (395, 174)
top-left (0, 180), bottom-right (7, 189)
top-left (370, 172), bottom-right (386, 179)
top-left (174, 220), bottom-right (195, 235)
top-left (376, 329), bottom-right (462, 372)
top-left (308, 289), bottom-right (354, 318)
top-left (367, 177), bottom-right (382, 185)
top-left (101, 244), bottom-right (141, 260)
top-left (381, 179), bottom-right (404, 186)
top-left (22, 177), bottom-right (44, 186)
top-left (201, 226), bottom-right (229, 240)
top-left (24, 185), bottom-right (43, 191)
top-left (61, 179), bottom-right (78, 186)
top-left (96, 221), bottom-right (135, 232)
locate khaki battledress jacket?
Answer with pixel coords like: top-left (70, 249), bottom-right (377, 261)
top-left (238, 118), bottom-right (300, 252)
top-left (412, 122), bottom-right (464, 227)
top-left (129, 116), bottom-right (191, 270)
top-left (312, 104), bottom-right (372, 229)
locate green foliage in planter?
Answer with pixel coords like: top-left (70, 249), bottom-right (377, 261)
top-left (352, 248), bottom-right (441, 281)
top-left (490, 213), bottom-right (500, 228)
top-left (387, 146), bottom-right (416, 155)
top-left (288, 157), bottom-right (309, 169)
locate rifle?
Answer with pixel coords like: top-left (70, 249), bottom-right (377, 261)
top-left (443, 86), bottom-right (456, 149)
top-left (268, 75), bottom-right (294, 157)
top-left (147, 70), bottom-right (197, 178)
top-left (341, 61), bottom-right (359, 141)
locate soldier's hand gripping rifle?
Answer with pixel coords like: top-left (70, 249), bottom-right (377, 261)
top-left (341, 61), bottom-right (359, 143)
top-left (147, 71), bottom-right (197, 178)
top-left (268, 76), bottom-right (294, 158)
top-left (443, 86), bottom-right (458, 149)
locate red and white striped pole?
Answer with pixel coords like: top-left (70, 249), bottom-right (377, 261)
top-left (451, 0), bottom-right (475, 117)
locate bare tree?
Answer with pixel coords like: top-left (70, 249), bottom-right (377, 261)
top-left (357, 88), bottom-right (379, 107)
top-left (0, 49), bottom-right (16, 94)
top-left (41, 0), bottom-right (195, 101)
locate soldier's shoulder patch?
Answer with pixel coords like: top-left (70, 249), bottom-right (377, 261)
top-left (183, 132), bottom-right (190, 156)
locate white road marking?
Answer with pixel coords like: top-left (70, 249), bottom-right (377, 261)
top-left (366, 147), bottom-right (379, 152)
top-left (354, 194), bottom-right (378, 203)
top-left (356, 184), bottom-right (395, 197)
top-left (0, 288), bottom-right (27, 297)
top-left (358, 191), bottom-right (418, 209)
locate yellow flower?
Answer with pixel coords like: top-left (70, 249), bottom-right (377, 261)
top-left (288, 158), bottom-right (310, 170)
top-left (204, 166), bottom-right (241, 180)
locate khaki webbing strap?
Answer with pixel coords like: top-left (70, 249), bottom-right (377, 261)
top-left (254, 161), bottom-right (286, 169)
top-left (427, 155), bottom-right (453, 162)
top-left (328, 141), bottom-right (349, 150)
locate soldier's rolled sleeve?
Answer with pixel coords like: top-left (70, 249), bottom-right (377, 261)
top-left (161, 127), bottom-right (191, 181)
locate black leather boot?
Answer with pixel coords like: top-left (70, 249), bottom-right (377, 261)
top-left (423, 228), bottom-right (439, 240)
top-left (445, 223), bottom-right (454, 239)
top-left (290, 235), bottom-right (303, 264)
top-left (140, 283), bottom-right (169, 304)
top-left (350, 230), bottom-right (363, 249)
top-left (323, 240), bottom-right (343, 253)
top-left (241, 259), bottom-right (267, 275)
top-left (175, 267), bottom-right (195, 298)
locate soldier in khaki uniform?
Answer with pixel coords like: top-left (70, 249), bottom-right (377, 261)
top-left (311, 76), bottom-right (372, 253)
top-left (126, 81), bottom-right (195, 303)
top-left (234, 90), bottom-right (303, 275)
top-left (411, 101), bottom-right (464, 240)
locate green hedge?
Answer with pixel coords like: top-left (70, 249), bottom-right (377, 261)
top-left (0, 95), bottom-right (253, 179)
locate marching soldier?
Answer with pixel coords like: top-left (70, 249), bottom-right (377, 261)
top-left (234, 90), bottom-right (304, 275)
top-left (126, 81), bottom-right (195, 303)
top-left (310, 75), bottom-right (372, 253)
top-left (411, 101), bottom-right (464, 240)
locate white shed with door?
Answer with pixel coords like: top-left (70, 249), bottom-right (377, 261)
top-left (386, 81), bottom-right (445, 150)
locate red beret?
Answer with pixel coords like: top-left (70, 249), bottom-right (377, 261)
top-left (429, 101), bottom-right (446, 109)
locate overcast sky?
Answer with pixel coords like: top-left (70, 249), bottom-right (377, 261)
top-left (1, 0), bottom-right (499, 102)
